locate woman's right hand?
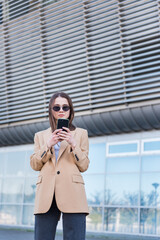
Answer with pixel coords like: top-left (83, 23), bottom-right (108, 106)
top-left (47, 129), bottom-right (62, 149)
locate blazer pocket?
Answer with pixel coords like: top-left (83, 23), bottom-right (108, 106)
top-left (36, 175), bottom-right (42, 185)
top-left (72, 174), bottom-right (84, 184)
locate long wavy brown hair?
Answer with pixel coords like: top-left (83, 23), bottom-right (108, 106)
top-left (49, 92), bottom-right (76, 132)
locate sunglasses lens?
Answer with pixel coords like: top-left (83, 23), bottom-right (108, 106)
top-left (53, 106), bottom-right (60, 112)
top-left (63, 106), bottom-right (70, 111)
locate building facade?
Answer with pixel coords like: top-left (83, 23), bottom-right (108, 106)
top-left (0, 0), bottom-right (160, 237)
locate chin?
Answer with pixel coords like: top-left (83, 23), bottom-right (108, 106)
top-left (58, 116), bottom-right (65, 118)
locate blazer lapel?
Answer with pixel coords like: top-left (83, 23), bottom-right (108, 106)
top-left (45, 128), bottom-right (56, 166)
top-left (57, 129), bottom-right (76, 162)
top-left (57, 140), bottom-right (68, 162)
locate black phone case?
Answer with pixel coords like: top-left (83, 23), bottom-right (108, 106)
top-left (57, 118), bottom-right (69, 130)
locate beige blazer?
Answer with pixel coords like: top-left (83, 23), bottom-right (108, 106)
top-left (30, 127), bottom-right (89, 215)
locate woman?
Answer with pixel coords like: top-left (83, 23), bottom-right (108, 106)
top-left (30, 92), bottom-right (89, 240)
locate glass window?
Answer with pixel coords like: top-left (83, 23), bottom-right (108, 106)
top-left (1, 178), bottom-right (24, 203)
top-left (105, 174), bottom-right (139, 206)
top-left (26, 150), bottom-right (37, 177)
top-left (5, 151), bottom-right (26, 176)
top-left (86, 207), bottom-right (103, 231)
top-left (104, 208), bottom-right (139, 233)
top-left (140, 208), bottom-right (160, 235)
top-left (24, 177), bottom-right (36, 203)
top-left (0, 152), bottom-right (6, 176)
top-left (141, 173), bottom-right (160, 207)
top-left (107, 156), bottom-right (140, 173)
top-left (22, 205), bottom-right (34, 226)
top-left (83, 175), bottom-right (104, 205)
top-left (0, 205), bottom-right (22, 225)
top-left (142, 155), bottom-right (160, 172)
top-left (87, 143), bottom-right (106, 174)
top-left (144, 141), bottom-right (160, 152)
top-left (108, 143), bottom-right (138, 154)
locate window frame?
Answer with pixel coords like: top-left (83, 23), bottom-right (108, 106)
top-left (106, 140), bottom-right (140, 157)
top-left (141, 138), bottom-right (160, 155)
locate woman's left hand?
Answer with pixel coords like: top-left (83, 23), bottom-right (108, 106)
top-left (57, 127), bottom-right (76, 150)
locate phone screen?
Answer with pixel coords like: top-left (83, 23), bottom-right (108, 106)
top-left (57, 118), bottom-right (69, 131)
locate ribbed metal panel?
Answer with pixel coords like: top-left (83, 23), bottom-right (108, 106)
top-left (1, 103), bottom-right (160, 146)
top-left (0, 0), bottom-right (160, 128)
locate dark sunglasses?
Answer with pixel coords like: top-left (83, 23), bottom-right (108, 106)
top-left (52, 105), bottom-right (70, 112)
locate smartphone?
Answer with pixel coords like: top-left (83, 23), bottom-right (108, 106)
top-left (57, 118), bottom-right (69, 131)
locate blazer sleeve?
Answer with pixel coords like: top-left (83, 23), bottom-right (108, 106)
top-left (71, 129), bottom-right (89, 172)
top-left (30, 133), bottom-right (52, 171)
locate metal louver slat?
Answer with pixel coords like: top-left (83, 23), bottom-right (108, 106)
top-left (120, 17), bottom-right (158, 31)
top-left (119, 11), bottom-right (158, 24)
top-left (6, 11), bottom-right (40, 29)
top-left (119, 0), bottom-right (157, 14)
top-left (0, 100), bottom-right (47, 113)
top-left (1, 95), bottom-right (46, 111)
top-left (0, 97), bottom-right (46, 110)
top-left (6, 34), bottom-right (41, 49)
top-left (0, 113), bottom-right (47, 125)
top-left (44, 11), bottom-right (83, 31)
top-left (6, 17), bottom-right (41, 39)
top-left (6, 56), bottom-right (43, 69)
top-left (5, 79), bottom-right (43, 89)
top-left (4, 84), bottom-right (44, 96)
top-left (121, 22), bottom-right (159, 36)
top-left (45, 72), bottom-right (88, 82)
top-left (124, 60), bottom-right (160, 71)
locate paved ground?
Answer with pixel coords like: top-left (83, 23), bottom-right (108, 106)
top-left (0, 228), bottom-right (159, 240)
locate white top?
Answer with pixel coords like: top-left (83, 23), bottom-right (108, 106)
top-left (54, 142), bottom-right (61, 161)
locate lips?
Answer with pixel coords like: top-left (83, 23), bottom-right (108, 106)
top-left (58, 114), bottom-right (65, 117)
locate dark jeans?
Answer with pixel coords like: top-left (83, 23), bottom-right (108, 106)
top-left (35, 196), bottom-right (86, 240)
